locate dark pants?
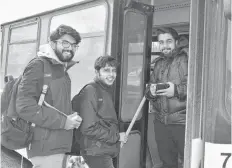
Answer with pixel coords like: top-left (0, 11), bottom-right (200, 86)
top-left (154, 120), bottom-right (185, 168)
top-left (82, 155), bottom-right (115, 168)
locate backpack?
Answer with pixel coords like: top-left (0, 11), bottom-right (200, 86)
top-left (1, 57), bottom-right (52, 150)
top-left (67, 82), bottom-right (103, 156)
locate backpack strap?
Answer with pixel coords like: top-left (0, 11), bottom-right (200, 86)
top-left (78, 82), bottom-right (103, 112)
top-left (37, 57), bottom-right (52, 106)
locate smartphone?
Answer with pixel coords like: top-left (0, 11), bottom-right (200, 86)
top-left (156, 83), bottom-right (170, 91)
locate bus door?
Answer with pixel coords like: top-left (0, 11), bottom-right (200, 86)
top-left (115, 1), bottom-right (154, 168)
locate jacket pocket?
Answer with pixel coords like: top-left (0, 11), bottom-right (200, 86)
top-left (167, 97), bottom-right (186, 114)
top-left (82, 137), bottom-right (119, 157)
top-left (164, 111), bottom-right (186, 125)
top-left (45, 129), bottom-right (72, 150)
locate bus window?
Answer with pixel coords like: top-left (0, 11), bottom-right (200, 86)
top-left (120, 11), bottom-right (147, 122)
top-left (10, 24), bottom-right (38, 43)
top-left (50, 5), bottom-right (106, 33)
top-left (69, 36), bottom-right (104, 97)
top-left (50, 4), bottom-right (107, 97)
top-left (7, 43), bottom-right (37, 77)
top-left (6, 22), bottom-right (39, 78)
top-left (151, 41), bottom-right (160, 53)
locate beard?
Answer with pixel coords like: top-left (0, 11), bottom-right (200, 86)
top-left (54, 49), bottom-right (75, 62)
top-left (161, 48), bottom-right (175, 57)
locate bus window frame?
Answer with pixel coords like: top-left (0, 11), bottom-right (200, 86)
top-left (9, 21), bottom-right (39, 43)
top-left (5, 18), bottom-right (41, 77)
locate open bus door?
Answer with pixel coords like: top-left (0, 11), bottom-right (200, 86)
top-left (114, 1), bottom-right (154, 168)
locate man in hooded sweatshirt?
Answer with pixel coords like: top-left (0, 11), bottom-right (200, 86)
top-left (16, 24), bottom-right (82, 168)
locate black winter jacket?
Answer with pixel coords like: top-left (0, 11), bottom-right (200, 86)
top-left (16, 47), bottom-right (76, 158)
top-left (146, 49), bottom-right (188, 124)
top-left (74, 79), bottom-right (120, 157)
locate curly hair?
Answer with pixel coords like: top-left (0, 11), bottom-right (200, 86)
top-left (156, 27), bottom-right (179, 41)
top-left (50, 24), bottom-right (81, 44)
top-left (94, 55), bottom-right (118, 71)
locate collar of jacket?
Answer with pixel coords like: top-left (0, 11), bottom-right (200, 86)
top-left (94, 77), bottom-right (114, 93)
top-left (37, 43), bottom-right (78, 71)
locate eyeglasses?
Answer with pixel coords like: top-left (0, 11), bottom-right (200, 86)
top-left (56, 40), bottom-right (79, 49)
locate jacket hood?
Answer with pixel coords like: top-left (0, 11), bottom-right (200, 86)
top-left (37, 44), bottom-right (78, 70)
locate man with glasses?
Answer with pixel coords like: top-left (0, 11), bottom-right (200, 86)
top-left (15, 25), bottom-right (82, 168)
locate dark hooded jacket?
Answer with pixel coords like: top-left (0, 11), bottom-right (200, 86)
top-left (16, 44), bottom-right (76, 158)
top-left (75, 78), bottom-right (120, 157)
top-left (146, 48), bottom-right (188, 124)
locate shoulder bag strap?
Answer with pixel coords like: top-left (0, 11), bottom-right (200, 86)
top-left (37, 57), bottom-right (52, 106)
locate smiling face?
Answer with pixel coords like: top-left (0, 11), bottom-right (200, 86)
top-left (96, 64), bottom-right (117, 86)
top-left (52, 34), bottom-right (78, 62)
top-left (158, 33), bottom-right (178, 57)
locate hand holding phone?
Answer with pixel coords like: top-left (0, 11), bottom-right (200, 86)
top-left (156, 83), bottom-right (170, 91)
top-left (155, 82), bottom-right (175, 97)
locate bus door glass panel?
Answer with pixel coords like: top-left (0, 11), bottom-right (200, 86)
top-left (119, 12), bottom-right (146, 168)
top-left (50, 4), bottom-right (107, 97)
top-left (118, 2), bottom-right (153, 168)
top-left (7, 23), bottom-right (38, 78)
top-left (120, 12), bottom-right (146, 122)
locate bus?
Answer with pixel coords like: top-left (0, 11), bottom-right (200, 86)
top-left (1, 0), bottom-right (231, 168)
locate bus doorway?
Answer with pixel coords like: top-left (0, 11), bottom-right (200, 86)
top-left (147, 25), bottom-right (190, 168)
top-left (145, 0), bottom-right (191, 167)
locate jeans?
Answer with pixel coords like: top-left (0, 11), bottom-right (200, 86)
top-left (154, 120), bottom-right (185, 168)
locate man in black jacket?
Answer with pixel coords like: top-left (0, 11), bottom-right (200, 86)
top-left (72, 56), bottom-right (127, 168)
top-left (146, 27), bottom-right (188, 168)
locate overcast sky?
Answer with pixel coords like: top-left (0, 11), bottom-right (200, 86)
top-left (0, 0), bottom-right (84, 24)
